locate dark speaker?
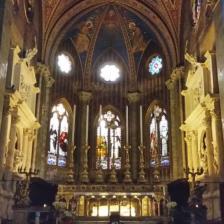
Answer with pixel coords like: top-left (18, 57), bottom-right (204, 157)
top-left (29, 177), bottom-right (58, 206)
top-left (167, 178), bottom-right (190, 207)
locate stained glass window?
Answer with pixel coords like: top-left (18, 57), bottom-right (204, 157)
top-left (96, 110), bottom-right (121, 169)
top-left (148, 56), bottom-right (163, 75)
top-left (192, 0), bottom-right (202, 25)
top-left (48, 103), bottom-right (69, 167)
top-left (100, 64), bottom-right (120, 82)
top-left (149, 105), bottom-right (169, 166)
top-left (57, 53), bottom-right (72, 74)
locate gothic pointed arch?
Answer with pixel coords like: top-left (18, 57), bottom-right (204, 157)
top-left (145, 100), bottom-right (169, 167)
top-left (48, 98), bottom-right (72, 167)
top-left (95, 105), bottom-right (123, 170)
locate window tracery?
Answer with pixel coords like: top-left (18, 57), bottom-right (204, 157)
top-left (148, 56), bottom-right (163, 75)
top-left (96, 110), bottom-right (121, 169)
top-left (149, 105), bottom-right (169, 166)
top-left (48, 103), bottom-right (69, 167)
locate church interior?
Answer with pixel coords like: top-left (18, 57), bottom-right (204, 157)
top-left (0, 0), bottom-right (224, 223)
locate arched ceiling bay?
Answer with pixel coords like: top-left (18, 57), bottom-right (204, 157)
top-left (42, 0), bottom-right (184, 74)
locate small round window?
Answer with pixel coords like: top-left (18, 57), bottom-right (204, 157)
top-left (100, 64), bottom-right (120, 82)
top-left (148, 56), bottom-right (163, 75)
top-left (57, 53), bottom-right (72, 74)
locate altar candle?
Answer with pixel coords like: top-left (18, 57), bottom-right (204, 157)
top-left (99, 105), bottom-right (102, 138)
top-left (71, 105), bottom-right (76, 145)
top-left (86, 104), bottom-right (89, 144)
top-left (140, 105), bottom-right (143, 145)
top-left (126, 105), bottom-right (129, 145)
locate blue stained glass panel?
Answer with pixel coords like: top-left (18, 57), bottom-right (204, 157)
top-left (149, 56), bottom-right (163, 75)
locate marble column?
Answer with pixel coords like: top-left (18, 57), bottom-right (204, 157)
top-left (78, 91), bottom-right (92, 182)
top-left (22, 129), bottom-right (29, 169)
top-left (35, 63), bottom-right (54, 177)
top-left (191, 131), bottom-right (199, 170)
top-left (30, 125), bottom-right (40, 170)
top-left (6, 113), bottom-right (19, 171)
top-left (127, 92), bottom-right (140, 181)
top-left (210, 108), bottom-right (224, 177)
top-left (185, 132), bottom-right (193, 170)
top-left (203, 113), bottom-right (215, 176)
top-left (0, 96), bottom-right (13, 170)
top-left (26, 129), bottom-right (34, 171)
top-left (166, 67), bottom-right (185, 179)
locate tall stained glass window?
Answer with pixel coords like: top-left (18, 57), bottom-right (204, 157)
top-left (149, 105), bottom-right (169, 166)
top-left (48, 103), bottom-right (69, 167)
top-left (96, 110), bottom-right (121, 169)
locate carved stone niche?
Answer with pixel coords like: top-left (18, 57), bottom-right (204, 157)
top-left (7, 46), bottom-right (39, 112)
top-left (183, 53), bottom-right (211, 115)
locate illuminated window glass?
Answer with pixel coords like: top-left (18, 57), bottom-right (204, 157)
top-left (48, 103), bottom-right (69, 167)
top-left (192, 0), bottom-right (202, 25)
top-left (100, 64), bottom-right (120, 82)
top-left (148, 56), bottom-right (163, 75)
top-left (149, 105), bottom-right (169, 166)
top-left (96, 110), bottom-right (121, 169)
top-left (57, 53), bottom-right (72, 74)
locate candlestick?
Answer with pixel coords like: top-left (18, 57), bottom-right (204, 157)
top-left (71, 105), bottom-right (76, 146)
top-left (126, 105), bottom-right (129, 145)
top-left (99, 105), bottom-right (102, 138)
top-left (140, 105), bottom-right (143, 145)
top-left (86, 104), bottom-right (89, 144)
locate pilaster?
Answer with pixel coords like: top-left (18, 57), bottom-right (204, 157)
top-left (78, 91), bottom-right (92, 182)
top-left (127, 92), bottom-right (140, 181)
top-left (202, 112), bottom-right (215, 177)
top-left (6, 113), bottom-right (20, 171)
top-left (166, 66), bottom-right (185, 179)
top-left (35, 63), bottom-right (54, 178)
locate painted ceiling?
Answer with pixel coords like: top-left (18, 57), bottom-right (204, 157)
top-left (41, 0), bottom-right (184, 72)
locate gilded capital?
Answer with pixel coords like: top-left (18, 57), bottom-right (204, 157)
top-left (127, 92), bottom-right (140, 103)
top-left (78, 91), bottom-right (92, 103)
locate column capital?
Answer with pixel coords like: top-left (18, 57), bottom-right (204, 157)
top-left (171, 66), bottom-right (185, 81)
top-left (165, 79), bottom-right (175, 90)
top-left (127, 92), bottom-right (140, 104)
top-left (78, 91), bottom-right (92, 103)
top-left (166, 66), bottom-right (184, 90)
top-left (36, 63), bottom-right (55, 88)
top-left (35, 63), bottom-right (51, 77)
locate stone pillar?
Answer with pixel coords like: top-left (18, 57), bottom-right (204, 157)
top-left (6, 113), bottom-right (19, 170)
top-left (210, 108), bottom-right (224, 177)
top-left (127, 92), bottom-right (140, 181)
top-left (203, 113), bottom-right (215, 176)
top-left (191, 131), bottom-right (199, 170)
top-left (35, 64), bottom-right (54, 177)
top-left (78, 91), bottom-right (92, 182)
top-left (22, 129), bottom-right (29, 169)
top-left (26, 129), bottom-right (35, 171)
top-left (0, 96), bottom-right (13, 170)
top-left (185, 132), bottom-right (193, 170)
top-left (31, 124), bottom-right (40, 170)
top-left (166, 67), bottom-right (185, 179)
